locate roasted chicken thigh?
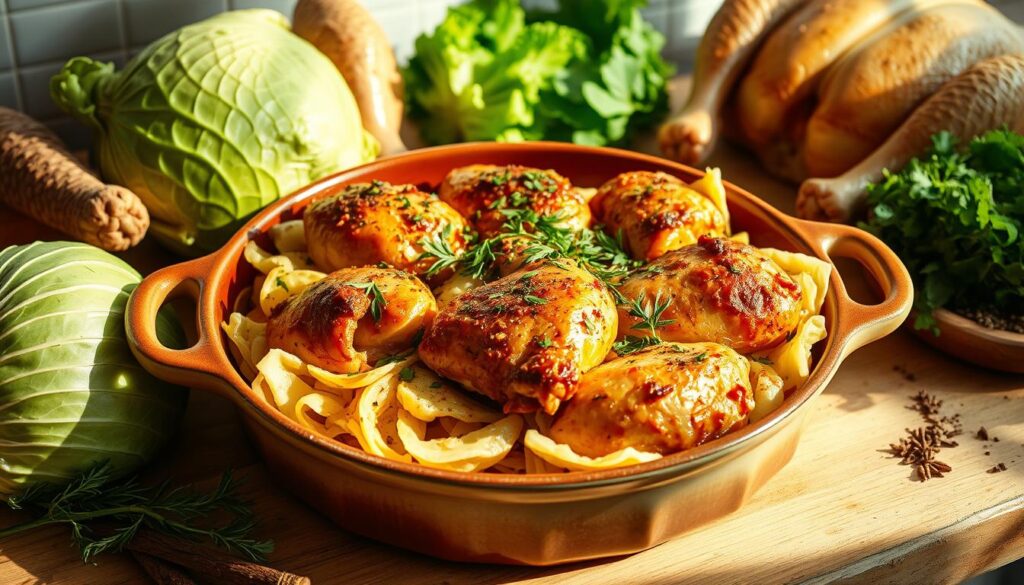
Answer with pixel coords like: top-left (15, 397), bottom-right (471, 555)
top-left (617, 236), bottom-right (802, 353)
top-left (304, 181), bottom-right (468, 279)
top-left (548, 342), bottom-right (774, 457)
top-left (439, 164), bottom-right (592, 237)
top-left (266, 266), bottom-right (436, 373)
top-left (590, 171), bottom-right (727, 261)
top-left (419, 260), bottom-right (617, 414)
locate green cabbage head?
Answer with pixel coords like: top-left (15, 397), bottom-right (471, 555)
top-left (0, 241), bottom-right (186, 497)
top-left (51, 10), bottom-right (379, 255)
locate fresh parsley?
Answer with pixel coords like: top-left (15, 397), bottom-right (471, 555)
top-left (861, 130), bottom-right (1024, 332)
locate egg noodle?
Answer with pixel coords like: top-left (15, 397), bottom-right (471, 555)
top-left (223, 201), bottom-right (831, 474)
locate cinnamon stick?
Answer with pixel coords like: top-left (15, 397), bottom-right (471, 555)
top-left (131, 551), bottom-right (197, 585)
top-left (127, 531), bottom-right (310, 585)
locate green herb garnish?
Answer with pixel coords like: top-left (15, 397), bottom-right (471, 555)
top-left (612, 335), bottom-right (660, 355)
top-left (625, 291), bottom-right (675, 337)
top-left (1, 463), bottom-right (272, 563)
top-left (344, 281), bottom-right (388, 322)
top-left (399, 367), bottom-right (416, 382)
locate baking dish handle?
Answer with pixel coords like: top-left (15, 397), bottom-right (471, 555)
top-left (794, 219), bottom-right (914, 358)
top-left (126, 255), bottom-right (236, 399)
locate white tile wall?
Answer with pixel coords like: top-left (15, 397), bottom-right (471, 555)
top-left (0, 0), bottom-right (1021, 147)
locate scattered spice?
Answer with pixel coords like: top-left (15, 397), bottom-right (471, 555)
top-left (955, 307), bottom-right (1024, 334)
top-left (976, 427), bottom-right (989, 441)
top-left (987, 463), bottom-right (1008, 474)
top-left (887, 390), bottom-right (962, 481)
top-left (893, 364), bottom-right (917, 383)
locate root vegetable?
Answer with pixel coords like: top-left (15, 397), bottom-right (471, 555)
top-left (293, 0), bottom-right (406, 156)
top-left (0, 107), bottom-right (148, 251)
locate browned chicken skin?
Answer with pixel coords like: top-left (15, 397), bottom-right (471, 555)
top-left (548, 342), bottom-right (766, 457)
top-left (617, 236), bottom-right (802, 353)
top-left (590, 171), bottom-right (727, 261)
top-left (304, 181), bottom-right (469, 280)
top-left (266, 266), bottom-right (436, 373)
top-left (438, 164), bottom-right (592, 238)
top-left (419, 260), bottom-right (617, 415)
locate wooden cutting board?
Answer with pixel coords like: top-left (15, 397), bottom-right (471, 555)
top-left (0, 87), bottom-right (1022, 585)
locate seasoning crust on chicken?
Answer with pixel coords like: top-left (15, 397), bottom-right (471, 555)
top-left (548, 342), bottom-right (764, 457)
top-left (439, 164), bottom-right (592, 237)
top-left (590, 171), bottom-right (728, 261)
top-left (617, 236), bottom-right (802, 353)
top-left (304, 180), bottom-right (469, 280)
top-left (266, 266), bottom-right (436, 373)
top-left (418, 260), bottom-right (617, 415)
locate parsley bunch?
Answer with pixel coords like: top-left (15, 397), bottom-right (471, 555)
top-left (861, 130), bottom-right (1024, 331)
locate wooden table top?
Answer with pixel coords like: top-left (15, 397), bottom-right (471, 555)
top-left (1, 104), bottom-right (1022, 585)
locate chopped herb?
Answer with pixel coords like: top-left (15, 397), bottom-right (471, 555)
top-left (523, 294), bottom-right (548, 306)
top-left (274, 276), bottom-right (289, 292)
top-left (537, 337), bottom-right (553, 348)
top-left (399, 367), bottom-right (415, 382)
top-left (752, 356), bottom-right (773, 365)
top-left (692, 352), bottom-right (708, 363)
top-left (397, 196), bottom-right (412, 209)
top-left (612, 336), bottom-right (661, 355)
top-left (376, 351), bottom-right (413, 366)
top-left (725, 264), bottom-right (742, 275)
top-left (344, 281), bottom-right (388, 322)
top-left (429, 381), bottom-right (443, 389)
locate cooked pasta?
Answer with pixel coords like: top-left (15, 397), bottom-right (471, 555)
top-left (222, 168), bottom-right (831, 474)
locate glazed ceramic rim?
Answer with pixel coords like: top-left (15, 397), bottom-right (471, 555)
top-left (142, 141), bottom-right (906, 490)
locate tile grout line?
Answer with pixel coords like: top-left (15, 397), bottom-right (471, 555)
top-left (1, 0), bottom-right (23, 111)
top-left (115, 0), bottom-right (128, 64)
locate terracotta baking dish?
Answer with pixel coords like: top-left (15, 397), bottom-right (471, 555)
top-left (126, 142), bottom-right (912, 566)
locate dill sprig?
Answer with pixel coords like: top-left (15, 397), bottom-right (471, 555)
top-left (1, 462), bottom-right (272, 563)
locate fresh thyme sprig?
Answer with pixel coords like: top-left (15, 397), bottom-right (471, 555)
top-left (624, 291), bottom-right (675, 338)
top-left (344, 281), bottom-right (388, 322)
top-left (2, 462), bottom-right (272, 563)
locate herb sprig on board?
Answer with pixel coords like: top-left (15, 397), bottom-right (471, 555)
top-left (0, 463), bottom-right (272, 563)
top-left (861, 130), bottom-right (1024, 332)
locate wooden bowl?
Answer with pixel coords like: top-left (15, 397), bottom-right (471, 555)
top-left (912, 309), bottom-right (1024, 374)
top-left (124, 142), bottom-right (913, 565)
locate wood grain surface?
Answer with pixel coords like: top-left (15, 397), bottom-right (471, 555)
top-left (0, 80), bottom-right (1022, 585)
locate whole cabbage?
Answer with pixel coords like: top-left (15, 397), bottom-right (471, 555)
top-left (51, 10), bottom-right (379, 256)
top-left (0, 241), bottom-right (186, 497)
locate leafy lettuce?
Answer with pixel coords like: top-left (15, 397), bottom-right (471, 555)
top-left (404, 0), bottom-right (673, 146)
